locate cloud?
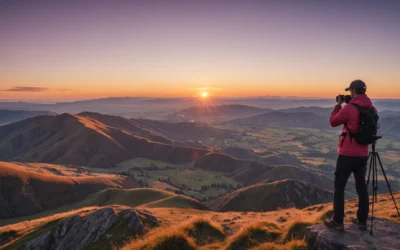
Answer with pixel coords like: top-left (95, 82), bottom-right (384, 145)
top-left (2, 86), bottom-right (72, 92)
top-left (3, 86), bottom-right (49, 92)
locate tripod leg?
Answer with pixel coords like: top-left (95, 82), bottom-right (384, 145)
top-left (374, 155), bottom-right (378, 203)
top-left (376, 153), bottom-right (400, 218)
top-left (367, 153), bottom-right (373, 186)
top-left (370, 154), bottom-right (376, 235)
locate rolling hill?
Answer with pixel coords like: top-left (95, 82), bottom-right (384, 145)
top-left (227, 111), bottom-right (330, 130)
top-left (260, 165), bottom-right (334, 192)
top-left (78, 112), bottom-right (175, 144)
top-left (0, 109), bottom-right (55, 125)
top-left (66, 188), bottom-right (209, 211)
top-left (207, 179), bottom-right (333, 212)
top-left (131, 118), bottom-right (233, 141)
top-left (220, 147), bottom-right (303, 166)
top-left (166, 104), bottom-right (271, 122)
top-left (0, 161), bottom-right (133, 219)
top-left (0, 113), bottom-right (209, 168)
top-left (193, 153), bottom-right (273, 185)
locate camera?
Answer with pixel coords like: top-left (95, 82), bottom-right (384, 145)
top-left (336, 94), bottom-right (352, 104)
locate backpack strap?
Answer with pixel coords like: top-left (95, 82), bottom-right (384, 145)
top-left (344, 123), bottom-right (353, 143)
top-left (351, 103), bottom-right (364, 112)
top-left (352, 103), bottom-right (375, 113)
top-left (344, 103), bottom-right (363, 142)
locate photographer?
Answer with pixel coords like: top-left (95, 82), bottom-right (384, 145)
top-left (324, 80), bottom-right (377, 231)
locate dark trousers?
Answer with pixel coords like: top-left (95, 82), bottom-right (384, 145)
top-left (333, 155), bottom-right (369, 224)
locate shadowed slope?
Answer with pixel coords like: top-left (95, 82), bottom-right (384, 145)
top-left (0, 162), bottom-right (127, 219)
top-left (0, 109), bottom-right (56, 125)
top-left (207, 180), bottom-right (333, 212)
top-left (0, 113), bottom-right (209, 168)
top-left (227, 111), bottom-right (329, 130)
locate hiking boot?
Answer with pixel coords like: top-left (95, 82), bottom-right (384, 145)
top-left (324, 219), bottom-right (344, 231)
top-left (351, 218), bottom-right (368, 231)
top-left (358, 222), bottom-right (367, 231)
top-left (351, 218), bottom-right (367, 231)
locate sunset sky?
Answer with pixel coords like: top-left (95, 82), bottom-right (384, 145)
top-left (1, 0), bottom-right (399, 100)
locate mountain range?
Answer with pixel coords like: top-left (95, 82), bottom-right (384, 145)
top-left (0, 113), bottom-right (214, 168)
top-left (0, 109), bottom-right (56, 126)
top-left (165, 104), bottom-right (271, 122)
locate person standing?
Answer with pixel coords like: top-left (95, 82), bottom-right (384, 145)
top-left (324, 80), bottom-right (377, 231)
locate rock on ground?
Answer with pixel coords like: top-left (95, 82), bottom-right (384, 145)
top-left (25, 207), bottom-right (157, 250)
top-left (306, 217), bottom-right (400, 250)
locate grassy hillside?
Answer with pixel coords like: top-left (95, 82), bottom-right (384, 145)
top-left (0, 162), bottom-right (129, 220)
top-left (207, 180), bottom-right (333, 212)
top-left (1, 192), bottom-right (399, 250)
top-left (0, 113), bottom-right (209, 168)
top-left (0, 188), bottom-right (208, 227)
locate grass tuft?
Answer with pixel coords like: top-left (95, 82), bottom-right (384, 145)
top-left (182, 218), bottom-right (225, 246)
top-left (227, 222), bottom-right (281, 250)
top-left (251, 239), bottom-right (307, 250)
top-left (124, 232), bottom-right (196, 250)
top-left (318, 209), bottom-right (334, 221)
top-left (283, 221), bottom-right (311, 243)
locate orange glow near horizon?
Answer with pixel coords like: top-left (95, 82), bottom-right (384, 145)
top-left (1, 81), bottom-right (400, 100)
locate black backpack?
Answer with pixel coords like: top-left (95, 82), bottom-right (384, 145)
top-left (346, 103), bottom-right (379, 145)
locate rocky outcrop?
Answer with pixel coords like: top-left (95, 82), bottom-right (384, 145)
top-left (306, 218), bottom-right (400, 250)
top-left (25, 207), bottom-right (157, 250)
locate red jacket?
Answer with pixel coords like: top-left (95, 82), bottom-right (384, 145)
top-left (330, 94), bottom-right (376, 157)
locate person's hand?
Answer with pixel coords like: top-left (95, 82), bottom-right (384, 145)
top-left (337, 97), bottom-right (344, 105)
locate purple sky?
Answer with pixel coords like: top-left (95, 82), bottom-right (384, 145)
top-left (1, 0), bottom-right (399, 99)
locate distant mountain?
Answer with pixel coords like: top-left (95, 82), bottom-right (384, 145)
top-left (133, 119), bottom-right (232, 141)
top-left (78, 112), bottom-right (175, 145)
top-left (0, 113), bottom-right (209, 168)
top-left (194, 153), bottom-right (273, 185)
top-left (277, 106), bottom-right (331, 117)
top-left (0, 162), bottom-right (130, 219)
top-left (227, 111), bottom-right (330, 130)
top-left (261, 165), bottom-right (333, 192)
top-left (379, 116), bottom-right (400, 138)
top-left (79, 112), bottom-right (233, 142)
top-left (378, 110), bottom-right (400, 118)
top-left (0, 109), bottom-right (55, 125)
top-left (1, 98), bottom-right (399, 120)
top-left (206, 179), bottom-right (333, 212)
top-left (166, 105), bottom-right (271, 122)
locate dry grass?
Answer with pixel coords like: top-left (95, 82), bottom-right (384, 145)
top-left (123, 231), bottom-right (196, 250)
top-left (282, 221), bottom-right (312, 243)
top-left (2, 192), bottom-right (399, 250)
top-left (181, 218), bottom-right (226, 246)
top-left (252, 240), bottom-right (307, 250)
top-left (226, 222), bottom-right (281, 250)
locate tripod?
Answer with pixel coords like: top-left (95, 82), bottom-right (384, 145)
top-left (366, 136), bottom-right (400, 235)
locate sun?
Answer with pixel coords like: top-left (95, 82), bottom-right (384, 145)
top-left (201, 91), bottom-right (208, 98)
